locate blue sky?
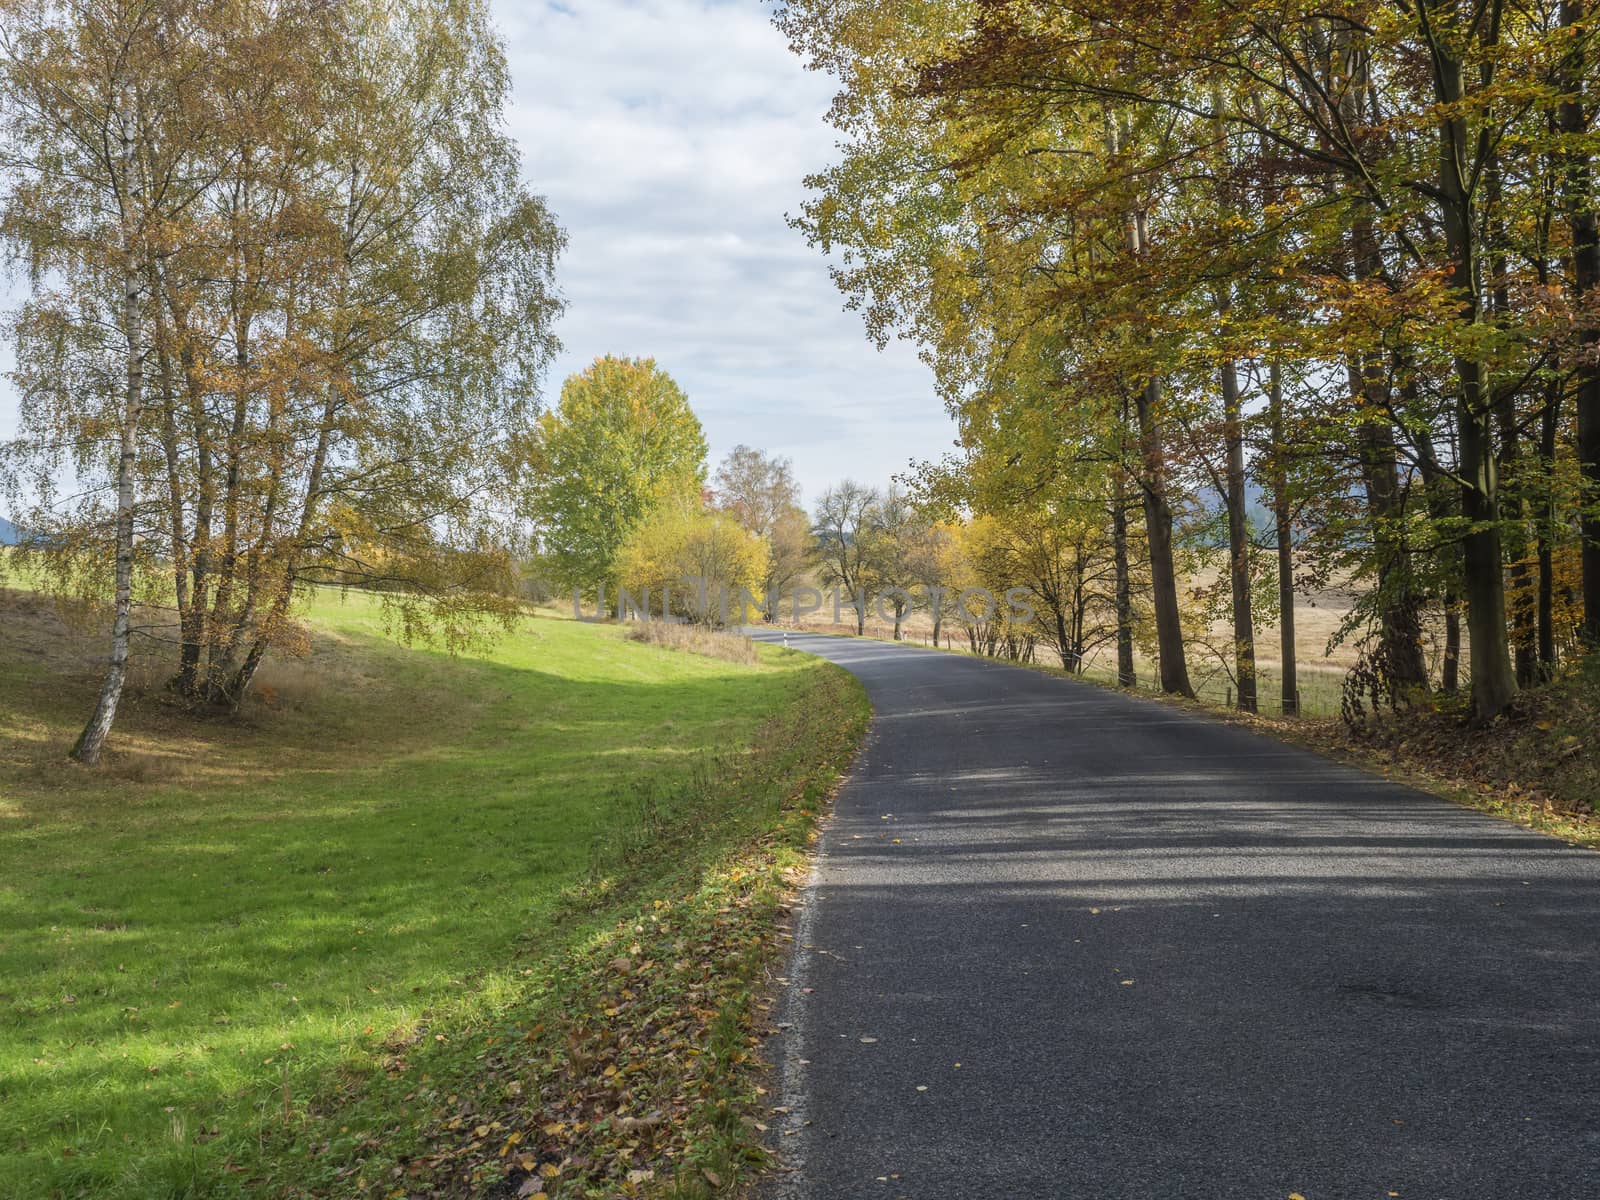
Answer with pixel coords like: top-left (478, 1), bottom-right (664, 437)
top-left (0, 0), bottom-right (955, 508)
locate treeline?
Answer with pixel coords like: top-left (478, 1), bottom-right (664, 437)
top-left (777, 0), bottom-right (1600, 724)
top-left (0, 0), bottom-right (562, 762)
top-left (520, 355), bottom-right (809, 621)
top-left (807, 481), bottom-right (1133, 671)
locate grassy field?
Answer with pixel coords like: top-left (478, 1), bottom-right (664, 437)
top-left (0, 581), bottom-right (867, 1198)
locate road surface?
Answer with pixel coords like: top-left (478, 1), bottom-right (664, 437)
top-left (752, 631), bottom-right (1600, 1200)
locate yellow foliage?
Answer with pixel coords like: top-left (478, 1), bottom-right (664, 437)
top-left (615, 503), bottom-right (770, 625)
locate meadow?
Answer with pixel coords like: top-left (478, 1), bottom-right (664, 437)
top-left (0, 578), bottom-right (866, 1197)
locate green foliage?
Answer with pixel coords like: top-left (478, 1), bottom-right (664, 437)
top-left (525, 356), bottom-right (709, 596)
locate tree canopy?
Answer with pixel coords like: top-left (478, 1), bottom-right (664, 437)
top-left (780, 0), bottom-right (1600, 723)
top-left (524, 355), bottom-right (708, 597)
top-left (0, 0), bottom-right (564, 759)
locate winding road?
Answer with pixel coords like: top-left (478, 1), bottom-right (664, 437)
top-left (751, 631), bottom-right (1600, 1200)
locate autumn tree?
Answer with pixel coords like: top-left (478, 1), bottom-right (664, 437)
top-left (861, 485), bottom-right (926, 639)
top-left (615, 501), bottom-right (769, 624)
top-left (812, 479), bottom-right (881, 634)
top-left (0, 0), bottom-right (181, 762)
top-left (907, 519), bottom-right (963, 646)
top-left (712, 444), bottom-right (812, 597)
top-left (780, 0), bottom-right (1600, 723)
top-left (1, 0), bottom-right (565, 761)
top-left (524, 356), bottom-right (707, 597)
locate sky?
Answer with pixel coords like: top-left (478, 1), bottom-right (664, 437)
top-left (493, 0), bottom-right (954, 502)
top-left (0, 0), bottom-right (957, 509)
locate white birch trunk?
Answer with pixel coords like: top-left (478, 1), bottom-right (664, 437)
top-left (72, 86), bottom-right (143, 765)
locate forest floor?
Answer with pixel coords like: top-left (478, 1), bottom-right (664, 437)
top-left (1221, 657), bottom-right (1600, 848)
top-left (0, 578), bottom-right (868, 1199)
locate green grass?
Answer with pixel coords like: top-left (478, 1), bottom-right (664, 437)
top-left (0, 585), bottom-right (866, 1198)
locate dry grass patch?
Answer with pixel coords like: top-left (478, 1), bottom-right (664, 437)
top-left (626, 619), bottom-right (760, 666)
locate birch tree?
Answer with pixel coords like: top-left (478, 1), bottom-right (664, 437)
top-left (1, 0), bottom-right (564, 759)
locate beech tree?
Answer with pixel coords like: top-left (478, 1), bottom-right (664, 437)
top-left (779, 0), bottom-right (1600, 723)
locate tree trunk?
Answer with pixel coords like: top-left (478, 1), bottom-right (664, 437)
top-left (1497, 389), bottom-right (1537, 685)
top-left (73, 91), bottom-right (144, 766)
top-left (1219, 337), bottom-right (1256, 712)
top-left (1070, 555), bottom-right (1088, 672)
top-left (1112, 477), bottom-right (1136, 688)
top-left (150, 284), bottom-right (193, 692)
top-left (1431, 29), bottom-right (1516, 721)
top-left (1347, 357), bottom-right (1428, 695)
top-left (1458, 390), bottom-right (1516, 720)
top-left (1268, 361), bottom-right (1297, 714)
top-left (1347, 209), bottom-right (1429, 698)
top-left (1111, 145), bottom-right (1190, 696)
top-left (1135, 376), bottom-right (1193, 696)
top-left (1538, 380), bottom-right (1561, 670)
top-left (1442, 598), bottom-right (1462, 692)
top-left (1560, 0), bottom-right (1600, 642)
top-left (204, 309), bottom-right (253, 700)
top-left (166, 298), bottom-right (215, 699)
top-left (1419, 445), bottom-right (1464, 695)
top-left (1487, 165), bottom-right (1537, 687)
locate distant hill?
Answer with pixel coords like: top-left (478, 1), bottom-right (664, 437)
top-left (0, 517), bottom-right (24, 546)
top-left (1182, 482), bottom-right (1280, 549)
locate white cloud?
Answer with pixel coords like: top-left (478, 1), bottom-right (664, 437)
top-left (496, 0), bottom-right (953, 500)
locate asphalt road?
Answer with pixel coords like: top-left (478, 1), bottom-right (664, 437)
top-left (750, 631), bottom-right (1600, 1200)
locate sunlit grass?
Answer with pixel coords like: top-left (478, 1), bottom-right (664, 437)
top-left (0, 579), bottom-right (854, 1197)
